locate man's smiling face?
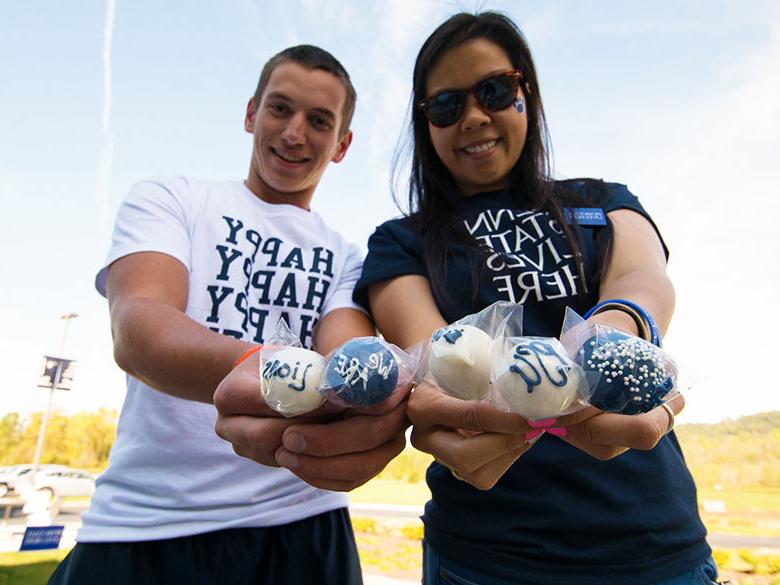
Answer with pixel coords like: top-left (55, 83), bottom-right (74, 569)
top-left (244, 61), bottom-right (352, 208)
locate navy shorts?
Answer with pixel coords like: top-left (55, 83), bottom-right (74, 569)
top-left (49, 508), bottom-right (362, 585)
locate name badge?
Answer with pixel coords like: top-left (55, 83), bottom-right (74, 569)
top-left (565, 207), bottom-right (607, 226)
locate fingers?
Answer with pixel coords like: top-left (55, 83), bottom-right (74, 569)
top-left (411, 425), bottom-right (530, 491)
top-left (213, 355), bottom-right (279, 417)
top-left (213, 353), bottom-right (344, 418)
top-left (411, 425), bottom-right (528, 483)
top-left (556, 406), bottom-right (601, 426)
top-left (455, 446), bottom-right (528, 491)
top-left (276, 433), bottom-right (407, 492)
top-left (402, 383), bottom-right (533, 490)
top-left (408, 383), bottom-right (530, 435)
top-left (282, 401), bottom-right (410, 457)
top-left (561, 395), bottom-right (685, 459)
top-left (271, 399), bottom-right (411, 491)
top-left (346, 381), bottom-right (413, 416)
top-left (559, 431), bottom-right (629, 461)
top-left (666, 393), bottom-right (685, 416)
top-left (214, 415), bottom-right (298, 467)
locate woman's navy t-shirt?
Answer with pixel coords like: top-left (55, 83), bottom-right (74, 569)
top-left (353, 181), bottom-right (710, 585)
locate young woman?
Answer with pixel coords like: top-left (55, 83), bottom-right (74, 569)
top-left (353, 12), bottom-right (719, 585)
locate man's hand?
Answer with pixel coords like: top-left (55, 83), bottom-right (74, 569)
top-left (214, 352), bottom-right (411, 490)
top-left (214, 354), bottom-right (341, 467)
top-left (274, 385), bottom-right (411, 491)
top-left (408, 383), bottom-right (532, 491)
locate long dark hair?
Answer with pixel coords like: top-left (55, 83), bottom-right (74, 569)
top-left (395, 11), bottom-right (611, 308)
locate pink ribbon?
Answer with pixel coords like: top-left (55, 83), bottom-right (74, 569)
top-left (525, 417), bottom-right (568, 441)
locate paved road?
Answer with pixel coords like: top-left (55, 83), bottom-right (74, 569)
top-left (1, 499), bottom-right (777, 585)
top-left (3, 500), bottom-right (779, 550)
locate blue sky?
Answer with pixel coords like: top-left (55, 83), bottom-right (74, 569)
top-left (1, 0), bottom-right (778, 422)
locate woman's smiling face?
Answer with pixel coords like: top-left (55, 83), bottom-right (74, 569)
top-left (425, 38), bottom-right (528, 196)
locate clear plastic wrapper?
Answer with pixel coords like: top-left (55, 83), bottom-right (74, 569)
top-left (259, 319), bottom-right (327, 417)
top-left (423, 301), bottom-right (523, 401)
top-left (560, 307), bottom-right (680, 414)
top-left (319, 337), bottom-right (418, 407)
top-left (488, 335), bottom-right (589, 421)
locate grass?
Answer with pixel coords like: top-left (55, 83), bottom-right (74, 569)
top-left (350, 478), bottom-right (780, 537)
top-left (699, 488), bottom-right (780, 514)
top-left (712, 548), bottom-right (780, 585)
top-left (349, 478), bottom-right (780, 581)
top-left (0, 550), bottom-right (68, 585)
top-left (356, 532), bottom-right (422, 580)
top-left (2, 480), bottom-right (780, 584)
top-left (698, 488), bottom-right (780, 537)
top-left (349, 478), bottom-right (430, 507)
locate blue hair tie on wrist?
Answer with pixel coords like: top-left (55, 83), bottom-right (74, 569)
top-left (583, 299), bottom-right (662, 347)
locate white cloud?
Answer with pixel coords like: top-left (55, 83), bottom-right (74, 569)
top-left (638, 15), bottom-right (780, 421)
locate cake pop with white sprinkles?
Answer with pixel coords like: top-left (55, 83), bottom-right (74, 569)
top-left (323, 338), bottom-right (400, 406)
top-left (580, 329), bottom-right (675, 414)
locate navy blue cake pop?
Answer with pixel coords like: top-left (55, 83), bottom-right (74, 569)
top-left (580, 330), bottom-right (675, 414)
top-left (323, 338), bottom-right (399, 406)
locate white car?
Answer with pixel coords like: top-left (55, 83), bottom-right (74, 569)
top-left (32, 468), bottom-right (96, 499)
top-left (0, 464), bottom-right (69, 498)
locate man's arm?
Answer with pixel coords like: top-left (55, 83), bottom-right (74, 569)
top-left (312, 307), bottom-right (376, 354)
top-left (106, 251), bottom-right (254, 404)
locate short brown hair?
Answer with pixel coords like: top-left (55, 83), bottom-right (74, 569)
top-left (253, 45), bottom-right (356, 136)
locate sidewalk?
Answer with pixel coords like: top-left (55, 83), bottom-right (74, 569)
top-left (363, 574), bottom-right (418, 585)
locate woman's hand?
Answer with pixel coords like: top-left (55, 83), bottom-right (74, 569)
top-left (408, 382), bottom-right (532, 490)
top-left (558, 394), bottom-right (684, 460)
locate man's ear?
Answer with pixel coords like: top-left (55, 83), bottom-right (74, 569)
top-left (331, 130), bottom-right (353, 163)
top-left (244, 97), bottom-right (257, 133)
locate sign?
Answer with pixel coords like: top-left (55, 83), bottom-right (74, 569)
top-left (19, 525), bottom-right (64, 551)
top-left (37, 356), bottom-right (76, 391)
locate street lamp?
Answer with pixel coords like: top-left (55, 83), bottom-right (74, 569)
top-left (31, 313), bottom-right (79, 474)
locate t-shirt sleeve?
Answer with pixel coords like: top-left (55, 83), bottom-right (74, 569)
top-left (94, 177), bottom-right (192, 297)
top-left (603, 182), bottom-right (669, 259)
top-left (319, 242), bottom-right (369, 317)
top-left (352, 220), bottom-right (426, 312)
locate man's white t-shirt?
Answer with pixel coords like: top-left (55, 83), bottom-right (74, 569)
top-left (80, 177), bottom-right (364, 542)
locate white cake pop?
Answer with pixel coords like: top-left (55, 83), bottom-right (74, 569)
top-left (428, 324), bottom-right (492, 400)
top-left (260, 347), bottom-right (326, 416)
top-left (492, 338), bottom-right (584, 420)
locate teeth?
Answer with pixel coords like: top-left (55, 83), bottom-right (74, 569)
top-left (463, 139), bottom-right (497, 154)
top-left (276, 150), bottom-right (306, 163)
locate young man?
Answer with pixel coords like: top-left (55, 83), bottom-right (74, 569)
top-left (49, 45), bottom-right (408, 585)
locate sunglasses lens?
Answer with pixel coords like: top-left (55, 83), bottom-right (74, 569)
top-left (425, 91), bottom-right (464, 127)
top-left (475, 75), bottom-right (517, 110)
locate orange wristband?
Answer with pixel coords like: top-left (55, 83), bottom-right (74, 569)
top-left (233, 345), bottom-right (262, 369)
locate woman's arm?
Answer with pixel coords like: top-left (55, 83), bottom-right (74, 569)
top-left (561, 209), bottom-right (684, 458)
top-left (369, 274), bottom-right (533, 491)
top-left (369, 274), bottom-right (447, 348)
top-left (591, 209), bottom-right (675, 334)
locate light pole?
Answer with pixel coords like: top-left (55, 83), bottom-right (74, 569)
top-left (31, 312), bottom-right (79, 474)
